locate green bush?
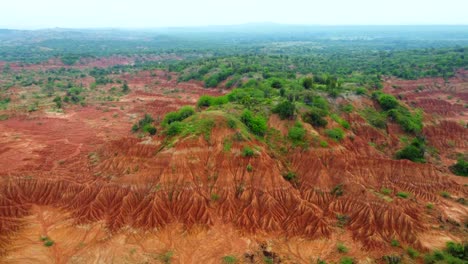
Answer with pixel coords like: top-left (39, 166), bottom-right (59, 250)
top-left (302, 77), bottom-right (313, 89)
top-left (288, 122), bottom-right (306, 144)
top-left (450, 158), bottom-right (468, 176)
top-left (165, 121), bottom-right (184, 136)
top-left (337, 243), bottom-right (349, 253)
top-left (424, 241), bottom-right (467, 263)
top-left (360, 107), bottom-right (387, 129)
top-left (303, 109), bottom-right (328, 128)
top-left (407, 247), bottom-right (419, 259)
top-left (142, 123), bottom-right (157, 135)
top-left (395, 138), bottom-right (425, 162)
top-left (397, 192), bottom-right (410, 199)
top-left (240, 110), bottom-right (267, 136)
top-left (273, 100), bottom-right (295, 120)
top-left (283, 171), bottom-right (297, 182)
top-left (391, 239), bottom-right (400, 247)
top-left (340, 257), bottom-right (354, 264)
top-left (222, 255), bottom-right (238, 264)
top-left (387, 107), bottom-right (423, 134)
top-left (242, 146), bottom-right (255, 157)
top-left (163, 106), bottom-right (195, 125)
top-left (325, 128), bottom-right (345, 141)
top-left (378, 94), bottom-right (399, 110)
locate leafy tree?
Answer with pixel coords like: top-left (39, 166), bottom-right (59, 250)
top-left (240, 110), bottom-right (267, 136)
top-left (378, 94), bottom-right (399, 110)
top-left (273, 101), bottom-right (295, 120)
top-left (302, 77), bottom-right (313, 89)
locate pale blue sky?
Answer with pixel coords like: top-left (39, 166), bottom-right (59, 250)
top-left (2, 0), bottom-right (467, 29)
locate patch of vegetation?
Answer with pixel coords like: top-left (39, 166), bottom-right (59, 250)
top-left (383, 255), bottom-right (402, 264)
top-left (360, 107), bottom-right (387, 129)
top-left (288, 122), bottom-right (306, 146)
top-left (377, 94), bottom-right (399, 111)
top-left (407, 247), bottom-right (419, 259)
top-left (303, 109), bottom-right (328, 128)
top-left (222, 255), bottom-right (238, 264)
top-left (242, 146), bottom-right (255, 157)
top-left (396, 192), bottom-right (410, 199)
top-left (331, 114), bottom-right (350, 129)
top-left (331, 184), bottom-right (344, 197)
top-left (273, 100), bottom-right (296, 120)
top-left (340, 257), bottom-right (354, 264)
top-left (158, 251), bottom-right (174, 264)
top-left (197, 95), bottom-right (228, 107)
top-left (337, 243), bottom-right (349, 253)
top-left (381, 187), bottom-right (392, 195)
top-left (395, 137), bottom-right (426, 163)
top-left (450, 157), bottom-right (468, 176)
top-left (163, 106), bottom-right (195, 125)
top-left (240, 109), bottom-right (267, 136)
top-left (40, 236), bottom-right (55, 247)
top-left (132, 113), bottom-right (156, 135)
top-left (283, 171), bottom-right (297, 182)
top-left (391, 239), bottom-right (400, 247)
top-left (325, 128), bottom-right (345, 142)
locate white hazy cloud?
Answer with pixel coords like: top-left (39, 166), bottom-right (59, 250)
top-left (1, 0), bottom-right (467, 29)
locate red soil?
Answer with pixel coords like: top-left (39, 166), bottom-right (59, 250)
top-left (0, 71), bottom-right (466, 263)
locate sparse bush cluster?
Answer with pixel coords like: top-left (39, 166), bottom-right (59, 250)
top-left (163, 106), bottom-right (195, 125)
top-left (395, 137), bottom-right (426, 163)
top-left (240, 110), bottom-right (267, 136)
top-left (132, 113), bottom-right (157, 135)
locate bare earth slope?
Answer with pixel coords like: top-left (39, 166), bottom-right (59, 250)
top-left (0, 69), bottom-right (466, 263)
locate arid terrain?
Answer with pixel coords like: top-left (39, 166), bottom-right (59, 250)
top-left (0, 55), bottom-right (466, 264)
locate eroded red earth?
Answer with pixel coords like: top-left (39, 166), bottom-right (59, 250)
top-left (0, 69), bottom-right (467, 263)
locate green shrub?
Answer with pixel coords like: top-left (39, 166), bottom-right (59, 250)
top-left (142, 123), bottom-right (157, 135)
top-left (222, 255), bottom-right (238, 264)
top-left (383, 255), bottom-right (402, 264)
top-left (240, 110), bottom-right (267, 136)
top-left (395, 138), bottom-right (425, 162)
top-left (163, 106), bottom-right (195, 125)
top-left (288, 122), bottom-right (306, 144)
top-left (302, 77), bottom-right (313, 89)
top-left (361, 107), bottom-right (387, 129)
top-left (440, 191), bottom-right (451, 198)
top-left (283, 171), bottom-right (297, 182)
top-left (391, 239), bottom-right (400, 247)
top-left (397, 192), bottom-right (410, 199)
top-left (337, 243), bottom-right (348, 253)
top-left (378, 94), bottom-right (399, 110)
top-left (387, 107), bottom-right (423, 134)
top-left (246, 164), bottom-right (253, 172)
top-left (133, 113), bottom-right (156, 134)
top-left (273, 100), bottom-right (296, 120)
top-left (242, 146), bottom-right (255, 157)
top-left (450, 158), bottom-right (468, 176)
top-left (325, 128), bottom-right (345, 142)
top-left (331, 114), bottom-right (350, 129)
top-left (355, 87), bottom-right (367, 95)
top-left (340, 257), bottom-right (354, 264)
top-left (165, 121), bottom-right (184, 136)
top-left (381, 188), bottom-right (392, 195)
top-left (407, 247), bottom-right (419, 259)
top-left (227, 118), bottom-right (237, 129)
top-left (303, 109), bottom-right (328, 128)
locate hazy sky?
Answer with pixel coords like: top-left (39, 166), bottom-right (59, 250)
top-left (2, 0), bottom-right (467, 29)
